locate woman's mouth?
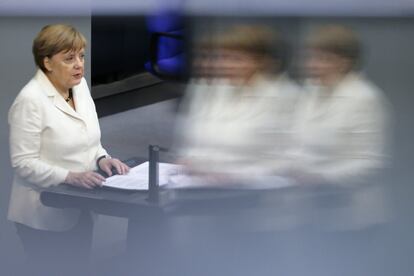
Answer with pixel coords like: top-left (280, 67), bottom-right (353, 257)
top-left (72, 73), bottom-right (83, 79)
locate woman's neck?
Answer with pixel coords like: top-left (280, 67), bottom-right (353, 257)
top-left (46, 73), bottom-right (70, 98)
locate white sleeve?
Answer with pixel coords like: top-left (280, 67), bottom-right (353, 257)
top-left (9, 97), bottom-right (69, 187)
top-left (313, 96), bottom-right (391, 185)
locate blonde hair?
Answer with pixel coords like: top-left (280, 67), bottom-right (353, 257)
top-left (204, 24), bottom-right (288, 72)
top-left (212, 25), bottom-right (273, 56)
top-left (32, 24), bottom-right (86, 72)
top-left (307, 25), bottom-right (361, 70)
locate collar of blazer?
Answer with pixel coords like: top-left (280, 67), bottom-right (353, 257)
top-left (35, 69), bottom-right (85, 122)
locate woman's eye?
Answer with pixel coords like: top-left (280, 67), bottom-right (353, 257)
top-left (65, 56), bottom-right (74, 62)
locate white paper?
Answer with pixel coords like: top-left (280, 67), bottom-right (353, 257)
top-left (103, 161), bottom-right (294, 190)
top-left (102, 161), bottom-right (183, 190)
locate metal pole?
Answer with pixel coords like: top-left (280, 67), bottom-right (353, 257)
top-left (148, 145), bottom-right (160, 202)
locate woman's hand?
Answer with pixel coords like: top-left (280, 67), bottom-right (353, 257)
top-left (65, 171), bottom-right (106, 189)
top-left (98, 157), bottom-right (130, 177)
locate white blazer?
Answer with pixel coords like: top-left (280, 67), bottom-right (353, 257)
top-left (283, 73), bottom-right (393, 229)
top-left (289, 72), bottom-right (391, 185)
top-left (176, 75), bottom-right (301, 178)
top-left (8, 69), bottom-right (108, 231)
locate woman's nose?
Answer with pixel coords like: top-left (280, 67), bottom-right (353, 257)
top-left (74, 57), bottom-right (84, 69)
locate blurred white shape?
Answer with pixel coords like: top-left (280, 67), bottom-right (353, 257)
top-left (176, 74), bottom-right (301, 183)
top-left (287, 73), bottom-right (392, 185)
top-left (168, 169), bottom-right (294, 189)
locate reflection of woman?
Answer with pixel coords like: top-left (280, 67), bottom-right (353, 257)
top-left (285, 25), bottom-right (391, 186)
top-left (278, 25), bottom-right (392, 230)
top-left (8, 24), bottom-right (129, 274)
top-left (176, 25), bottom-right (300, 185)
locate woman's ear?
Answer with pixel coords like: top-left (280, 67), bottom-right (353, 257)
top-left (43, 57), bottom-right (53, 72)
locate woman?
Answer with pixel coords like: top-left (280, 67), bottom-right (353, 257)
top-left (285, 25), bottom-right (391, 186)
top-left (7, 24), bottom-right (129, 274)
top-left (174, 25), bottom-right (301, 187)
top-left (281, 25), bottom-right (392, 230)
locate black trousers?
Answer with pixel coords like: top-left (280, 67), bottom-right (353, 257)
top-left (15, 211), bottom-right (93, 276)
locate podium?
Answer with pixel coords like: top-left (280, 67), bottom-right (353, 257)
top-left (39, 146), bottom-right (375, 275)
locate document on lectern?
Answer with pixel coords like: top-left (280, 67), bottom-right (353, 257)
top-left (103, 161), bottom-right (294, 190)
top-left (102, 161), bottom-right (183, 190)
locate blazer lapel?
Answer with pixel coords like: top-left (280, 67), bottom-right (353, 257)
top-left (52, 94), bottom-right (84, 121)
top-left (71, 83), bottom-right (89, 120)
top-left (35, 69), bottom-right (85, 122)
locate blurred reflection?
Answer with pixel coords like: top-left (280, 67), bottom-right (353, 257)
top-left (282, 25), bottom-right (392, 186)
top-left (279, 24), bottom-right (393, 229)
top-left (174, 24), bottom-right (301, 187)
top-left (173, 24), bottom-right (393, 230)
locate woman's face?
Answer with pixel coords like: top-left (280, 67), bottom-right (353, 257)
top-left (209, 48), bottom-right (263, 84)
top-left (44, 48), bottom-right (85, 93)
top-left (305, 48), bottom-right (350, 86)
top-left (194, 48), bottom-right (262, 84)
